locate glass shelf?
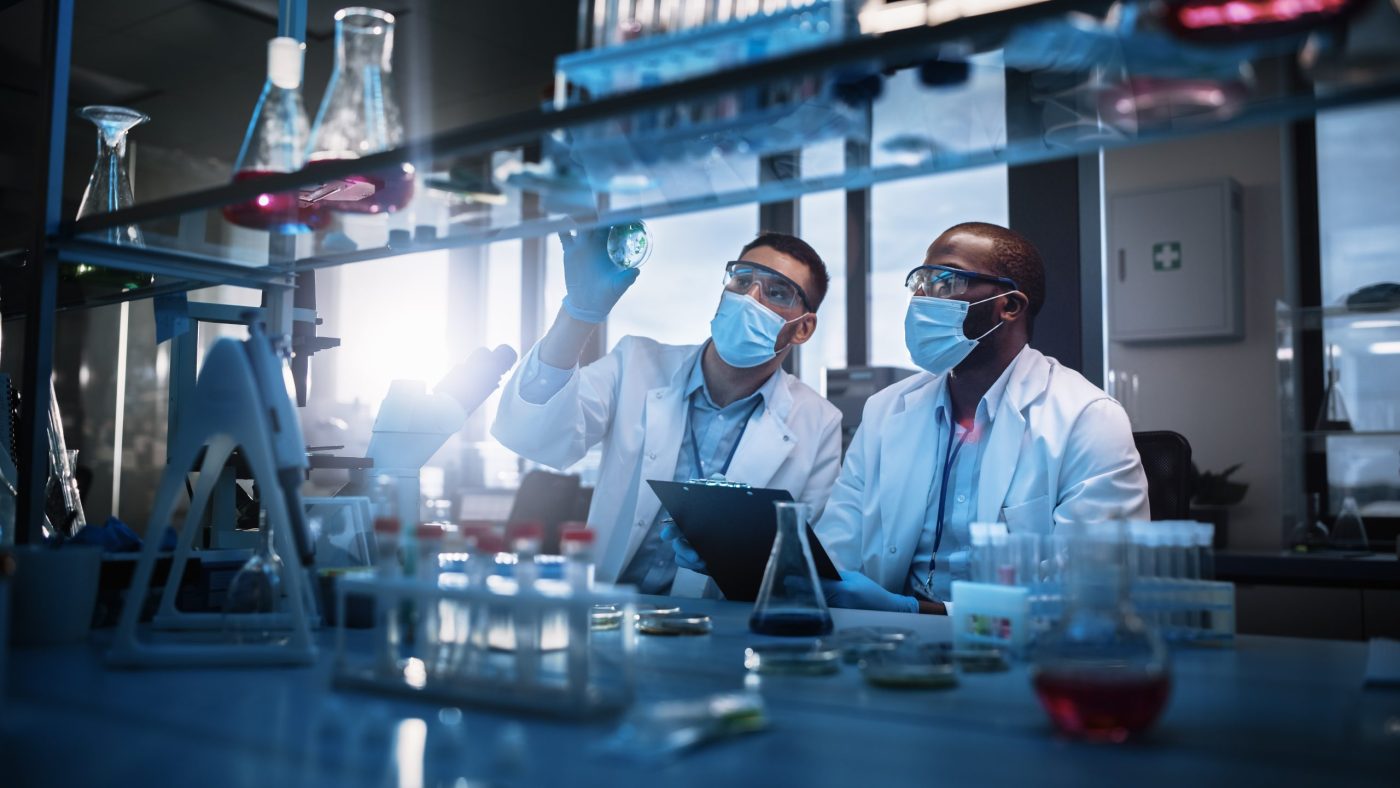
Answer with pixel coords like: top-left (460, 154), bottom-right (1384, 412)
top-left (53, 1), bottom-right (1400, 285)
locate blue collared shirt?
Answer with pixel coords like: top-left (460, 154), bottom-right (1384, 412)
top-left (905, 364), bottom-right (1013, 602)
top-left (518, 343), bottom-right (779, 595)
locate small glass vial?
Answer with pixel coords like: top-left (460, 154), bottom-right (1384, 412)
top-left (560, 524), bottom-right (596, 590)
top-left (371, 474), bottom-right (403, 577)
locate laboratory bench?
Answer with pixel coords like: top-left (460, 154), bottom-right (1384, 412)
top-left (4, 597), bottom-right (1397, 787)
top-left (1216, 551), bottom-right (1400, 642)
top-left (1217, 550), bottom-right (1400, 591)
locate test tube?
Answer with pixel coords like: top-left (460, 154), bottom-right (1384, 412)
top-left (1180, 524), bottom-right (1201, 640)
top-left (1197, 523), bottom-right (1216, 580)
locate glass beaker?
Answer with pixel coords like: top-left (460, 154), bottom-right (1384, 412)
top-left (307, 7), bottom-right (415, 215)
top-left (224, 508), bottom-right (288, 644)
top-left (224, 37), bottom-right (326, 234)
top-left (749, 500), bottom-right (833, 636)
top-left (72, 105), bottom-right (154, 289)
top-left (1031, 522), bottom-right (1170, 743)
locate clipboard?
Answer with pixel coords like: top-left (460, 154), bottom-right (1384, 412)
top-left (647, 479), bottom-right (841, 602)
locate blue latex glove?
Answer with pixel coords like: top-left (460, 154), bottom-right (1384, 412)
top-left (660, 520), bottom-right (708, 574)
top-left (559, 229), bottom-right (640, 323)
top-left (821, 570), bottom-right (919, 613)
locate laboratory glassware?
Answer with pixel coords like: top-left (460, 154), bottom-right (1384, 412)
top-left (1315, 346), bottom-right (1353, 431)
top-left (308, 7), bottom-right (415, 214)
top-left (45, 384), bottom-right (86, 536)
top-left (73, 105), bottom-right (154, 289)
top-left (1031, 522), bottom-right (1170, 743)
top-left (749, 500), bottom-right (833, 636)
top-left (636, 610), bottom-right (713, 635)
top-left (1330, 494), bottom-right (1369, 550)
top-left (1290, 492), bottom-right (1331, 552)
top-left (561, 526), bottom-right (596, 589)
top-left (224, 37), bottom-right (325, 233)
top-left (607, 220), bottom-right (652, 268)
top-left (223, 509), bottom-right (288, 644)
top-left (744, 642), bottom-right (841, 675)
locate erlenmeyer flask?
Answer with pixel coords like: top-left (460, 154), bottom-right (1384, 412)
top-left (750, 501), bottom-right (834, 636)
top-left (1331, 494), bottom-right (1369, 550)
top-left (1315, 347), bottom-right (1353, 432)
top-left (224, 509), bottom-right (288, 643)
top-left (1032, 522), bottom-right (1170, 743)
top-left (72, 105), bottom-right (154, 289)
top-left (1290, 492), bottom-right (1330, 551)
top-left (223, 37), bottom-right (326, 234)
top-left (307, 7), bottom-right (415, 214)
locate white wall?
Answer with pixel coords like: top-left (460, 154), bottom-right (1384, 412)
top-left (1104, 127), bottom-right (1289, 548)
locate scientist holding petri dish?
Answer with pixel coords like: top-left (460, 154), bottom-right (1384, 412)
top-left (814, 222), bottom-right (1150, 615)
top-left (492, 227), bottom-right (843, 598)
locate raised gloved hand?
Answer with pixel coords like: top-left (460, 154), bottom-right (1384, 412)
top-left (559, 228), bottom-right (640, 323)
top-left (821, 570), bottom-right (919, 614)
top-left (660, 520), bottom-right (708, 574)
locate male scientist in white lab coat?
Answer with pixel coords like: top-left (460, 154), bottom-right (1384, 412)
top-left (492, 230), bottom-right (844, 597)
top-left (816, 222), bottom-right (1150, 614)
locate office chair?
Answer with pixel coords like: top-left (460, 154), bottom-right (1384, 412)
top-left (1132, 431), bottom-right (1193, 521)
top-left (506, 469), bottom-right (592, 553)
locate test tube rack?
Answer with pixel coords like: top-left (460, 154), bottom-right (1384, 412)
top-left (332, 573), bottom-right (637, 719)
top-left (557, 1), bottom-right (850, 103)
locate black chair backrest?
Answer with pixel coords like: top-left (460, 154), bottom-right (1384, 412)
top-left (1132, 431), bottom-right (1193, 521)
top-left (506, 469), bottom-right (589, 553)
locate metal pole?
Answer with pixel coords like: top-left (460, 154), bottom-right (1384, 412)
top-left (17, 0), bottom-right (75, 543)
top-left (758, 151), bottom-right (801, 375)
top-left (844, 132), bottom-right (871, 368)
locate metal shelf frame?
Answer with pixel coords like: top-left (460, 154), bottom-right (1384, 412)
top-left (17, 0), bottom-right (1400, 542)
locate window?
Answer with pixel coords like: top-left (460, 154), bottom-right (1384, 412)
top-left (607, 204), bottom-right (756, 348)
top-left (798, 189), bottom-right (847, 393)
top-left (1316, 100), bottom-right (1400, 519)
top-left (869, 165), bottom-right (1009, 367)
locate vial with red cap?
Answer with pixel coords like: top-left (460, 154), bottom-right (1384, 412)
top-left (560, 523), bottom-right (596, 590)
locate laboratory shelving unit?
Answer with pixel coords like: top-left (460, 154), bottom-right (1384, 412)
top-left (14, 0), bottom-right (1400, 540)
top-left (1276, 301), bottom-right (1400, 548)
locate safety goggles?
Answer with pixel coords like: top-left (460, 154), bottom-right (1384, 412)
top-left (904, 264), bottom-right (1018, 298)
top-left (723, 261), bottom-right (814, 313)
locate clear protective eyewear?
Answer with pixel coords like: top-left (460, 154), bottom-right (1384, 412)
top-left (723, 261), bottom-right (814, 313)
top-left (905, 265), bottom-right (1018, 299)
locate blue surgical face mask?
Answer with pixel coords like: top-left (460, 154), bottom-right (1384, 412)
top-left (904, 291), bottom-right (1020, 376)
top-left (710, 290), bottom-right (803, 369)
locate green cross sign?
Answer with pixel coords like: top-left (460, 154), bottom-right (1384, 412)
top-left (1152, 242), bottom-right (1182, 271)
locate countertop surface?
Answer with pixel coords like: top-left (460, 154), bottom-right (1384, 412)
top-left (4, 596), bottom-right (1399, 787)
top-left (1216, 549), bottom-right (1400, 588)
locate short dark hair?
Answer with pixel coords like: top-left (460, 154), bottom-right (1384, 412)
top-left (944, 221), bottom-right (1045, 324)
top-left (739, 231), bottom-right (831, 310)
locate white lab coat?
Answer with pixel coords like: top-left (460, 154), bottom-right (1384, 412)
top-left (815, 346), bottom-right (1150, 594)
top-left (492, 335), bottom-right (844, 595)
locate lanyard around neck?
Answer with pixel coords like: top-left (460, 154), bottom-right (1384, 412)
top-left (925, 415), bottom-right (970, 592)
top-left (688, 393), bottom-right (762, 480)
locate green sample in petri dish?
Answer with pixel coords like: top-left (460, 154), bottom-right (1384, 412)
top-left (636, 611), bottom-right (712, 636)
